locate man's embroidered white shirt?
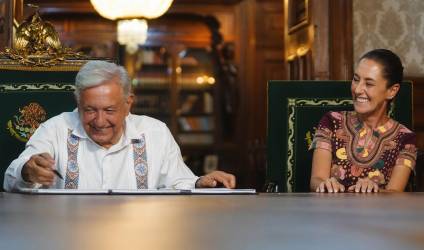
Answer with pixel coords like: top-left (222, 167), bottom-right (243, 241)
top-left (4, 112), bottom-right (198, 191)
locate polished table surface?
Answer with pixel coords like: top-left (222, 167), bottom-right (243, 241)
top-left (1, 192), bottom-right (424, 250)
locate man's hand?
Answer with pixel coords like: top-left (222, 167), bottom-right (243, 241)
top-left (195, 170), bottom-right (236, 189)
top-left (316, 177), bottom-right (345, 193)
top-left (348, 178), bottom-right (379, 193)
top-left (21, 153), bottom-right (56, 186)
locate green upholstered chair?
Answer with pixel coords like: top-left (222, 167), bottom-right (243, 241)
top-left (266, 80), bottom-right (413, 192)
top-left (0, 61), bottom-right (85, 191)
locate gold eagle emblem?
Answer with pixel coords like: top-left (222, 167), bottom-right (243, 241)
top-left (1, 4), bottom-right (85, 66)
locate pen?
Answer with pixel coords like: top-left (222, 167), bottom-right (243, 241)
top-left (52, 169), bottom-right (64, 180)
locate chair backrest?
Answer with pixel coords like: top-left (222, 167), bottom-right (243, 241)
top-left (266, 80), bottom-right (413, 192)
top-left (0, 62), bottom-right (83, 191)
top-left (415, 149), bottom-right (424, 191)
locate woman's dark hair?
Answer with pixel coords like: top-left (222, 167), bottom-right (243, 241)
top-left (359, 49), bottom-right (404, 88)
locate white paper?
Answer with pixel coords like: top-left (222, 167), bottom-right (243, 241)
top-left (188, 188), bottom-right (256, 194)
top-left (17, 188), bottom-right (256, 195)
top-left (18, 188), bottom-right (109, 194)
top-left (111, 189), bottom-right (183, 194)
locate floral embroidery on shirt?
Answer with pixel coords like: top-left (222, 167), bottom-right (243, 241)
top-left (335, 129), bottom-right (348, 142)
top-left (65, 130), bottom-right (80, 189)
top-left (368, 169), bottom-right (385, 184)
top-left (132, 134), bottom-right (148, 189)
top-left (351, 165), bottom-right (363, 177)
top-left (384, 140), bottom-right (397, 151)
top-left (331, 164), bottom-right (346, 180)
top-left (336, 147), bottom-right (347, 160)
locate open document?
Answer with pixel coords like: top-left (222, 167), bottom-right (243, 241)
top-left (18, 188), bottom-right (109, 195)
top-left (17, 188), bottom-right (256, 195)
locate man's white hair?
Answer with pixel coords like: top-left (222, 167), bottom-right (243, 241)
top-left (74, 61), bottom-right (131, 102)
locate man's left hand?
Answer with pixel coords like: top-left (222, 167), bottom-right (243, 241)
top-left (195, 171), bottom-right (236, 189)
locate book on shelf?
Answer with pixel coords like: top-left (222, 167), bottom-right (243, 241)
top-left (180, 94), bottom-right (199, 113)
top-left (180, 56), bottom-right (199, 66)
top-left (203, 92), bottom-right (213, 113)
top-left (179, 93), bottom-right (213, 114)
top-left (133, 94), bottom-right (169, 114)
top-left (178, 117), bottom-right (191, 131)
top-left (137, 77), bottom-right (169, 85)
top-left (135, 71), bottom-right (169, 87)
top-left (178, 133), bottom-right (214, 145)
top-left (178, 117), bottom-right (214, 131)
top-left (178, 73), bottom-right (215, 87)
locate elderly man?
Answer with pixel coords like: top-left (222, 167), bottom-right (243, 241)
top-left (4, 61), bottom-right (235, 191)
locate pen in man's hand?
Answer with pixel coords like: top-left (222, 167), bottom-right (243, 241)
top-left (52, 169), bottom-right (64, 180)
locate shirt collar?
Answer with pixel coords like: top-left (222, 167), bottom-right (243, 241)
top-left (70, 112), bottom-right (141, 146)
top-left (124, 114), bottom-right (142, 144)
top-left (70, 111), bottom-right (88, 139)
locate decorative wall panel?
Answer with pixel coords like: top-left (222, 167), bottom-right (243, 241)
top-left (353, 0), bottom-right (424, 76)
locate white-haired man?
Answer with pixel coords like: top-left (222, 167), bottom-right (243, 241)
top-left (4, 61), bottom-right (235, 191)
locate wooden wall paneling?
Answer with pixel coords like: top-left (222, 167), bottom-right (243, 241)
top-left (329, 0), bottom-right (353, 80)
top-left (256, 1), bottom-right (284, 48)
top-left (310, 0), bottom-right (329, 80)
top-left (235, 0), bottom-right (256, 187)
top-left (405, 77), bottom-right (424, 150)
top-left (170, 4), bottom-right (238, 43)
top-left (299, 50), bottom-right (313, 79)
top-left (241, 0), bottom-right (284, 189)
top-left (254, 0), bottom-right (284, 137)
top-left (284, 0), bottom-right (314, 80)
top-left (41, 14), bottom-right (117, 58)
top-left (284, 0), bottom-right (352, 81)
top-left (406, 77), bottom-right (424, 190)
top-left (287, 57), bottom-right (299, 80)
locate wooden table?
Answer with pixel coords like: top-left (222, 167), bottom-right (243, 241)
top-left (1, 192), bottom-right (424, 250)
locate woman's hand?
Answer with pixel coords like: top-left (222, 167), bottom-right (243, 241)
top-left (348, 178), bottom-right (379, 193)
top-left (316, 177), bottom-right (345, 193)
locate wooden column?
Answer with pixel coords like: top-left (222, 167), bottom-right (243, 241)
top-left (329, 0), bottom-right (353, 80)
top-left (237, 0), bottom-right (285, 188)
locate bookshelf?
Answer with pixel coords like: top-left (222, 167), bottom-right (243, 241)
top-left (131, 46), bottom-right (171, 125)
top-left (126, 14), bottom-right (232, 176)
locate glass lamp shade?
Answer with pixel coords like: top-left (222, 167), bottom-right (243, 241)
top-left (117, 19), bottom-right (148, 54)
top-left (90, 0), bottom-right (173, 20)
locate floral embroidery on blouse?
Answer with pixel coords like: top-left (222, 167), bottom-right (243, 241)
top-left (311, 111), bottom-right (417, 188)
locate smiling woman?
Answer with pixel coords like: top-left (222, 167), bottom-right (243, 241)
top-left (309, 49), bottom-right (417, 193)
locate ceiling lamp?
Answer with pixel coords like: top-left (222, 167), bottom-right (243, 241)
top-left (90, 0), bottom-right (173, 53)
